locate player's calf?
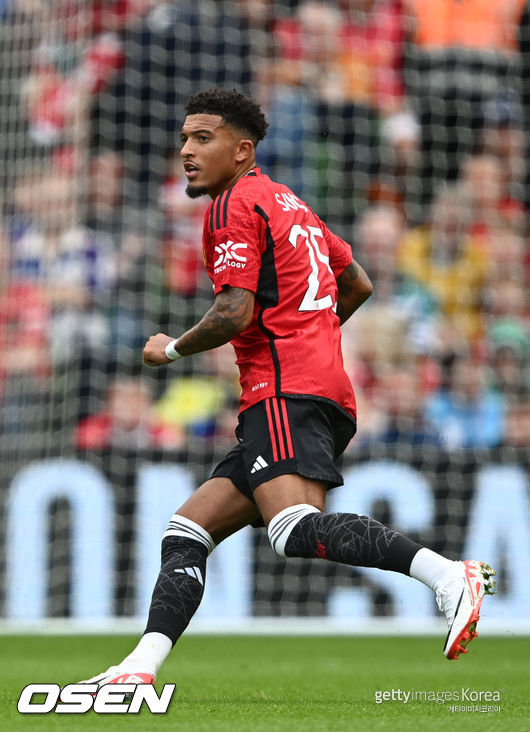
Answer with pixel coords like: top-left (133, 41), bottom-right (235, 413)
top-left (267, 504), bottom-right (420, 574)
top-left (78, 515), bottom-right (214, 689)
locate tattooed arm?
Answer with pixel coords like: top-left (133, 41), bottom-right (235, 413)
top-left (143, 287), bottom-right (255, 366)
top-left (335, 260), bottom-right (373, 326)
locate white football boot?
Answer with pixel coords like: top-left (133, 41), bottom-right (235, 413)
top-left (79, 665), bottom-right (155, 690)
top-left (436, 560), bottom-right (496, 660)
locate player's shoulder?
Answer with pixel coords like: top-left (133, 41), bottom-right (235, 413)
top-left (244, 169), bottom-right (315, 222)
top-left (206, 168), bottom-right (316, 233)
top-left (206, 169), bottom-right (271, 233)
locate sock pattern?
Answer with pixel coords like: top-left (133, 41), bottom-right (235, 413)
top-left (163, 513), bottom-right (215, 554)
top-left (145, 535), bottom-right (208, 645)
top-left (284, 511), bottom-right (421, 575)
top-left (268, 504), bottom-right (322, 557)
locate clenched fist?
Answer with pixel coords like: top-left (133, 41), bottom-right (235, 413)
top-left (143, 333), bottom-right (174, 367)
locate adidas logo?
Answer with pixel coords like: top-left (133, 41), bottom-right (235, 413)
top-left (250, 455), bottom-right (269, 474)
top-left (174, 566), bottom-right (204, 585)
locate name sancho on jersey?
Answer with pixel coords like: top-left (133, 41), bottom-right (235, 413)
top-left (214, 240), bottom-right (248, 274)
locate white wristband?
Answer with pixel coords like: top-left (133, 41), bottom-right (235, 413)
top-left (165, 339), bottom-right (183, 361)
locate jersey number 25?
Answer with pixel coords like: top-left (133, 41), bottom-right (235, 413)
top-left (289, 224), bottom-right (334, 312)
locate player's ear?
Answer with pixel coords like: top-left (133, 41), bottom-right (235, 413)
top-left (235, 139), bottom-right (254, 164)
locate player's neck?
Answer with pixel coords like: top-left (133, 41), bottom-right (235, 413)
top-left (209, 161), bottom-right (257, 198)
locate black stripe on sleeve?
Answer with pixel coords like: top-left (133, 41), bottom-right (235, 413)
top-left (209, 202), bottom-right (215, 233)
top-left (222, 186), bottom-right (233, 227)
top-left (254, 204), bottom-right (276, 310)
top-left (254, 203), bottom-right (269, 224)
top-left (215, 193), bottom-right (223, 230)
top-left (254, 204), bottom-right (282, 395)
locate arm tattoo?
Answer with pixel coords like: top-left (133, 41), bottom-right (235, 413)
top-left (336, 263), bottom-right (358, 323)
top-left (176, 288), bottom-right (254, 355)
top-left (337, 262), bottom-right (359, 294)
top-left (336, 261), bottom-right (371, 324)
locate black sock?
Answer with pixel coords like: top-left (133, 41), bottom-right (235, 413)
top-left (284, 512), bottom-right (421, 575)
top-left (144, 536), bottom-right (207, 645)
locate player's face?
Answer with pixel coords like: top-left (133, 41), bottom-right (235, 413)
top-left (180, 114), bottom-right (245, 199)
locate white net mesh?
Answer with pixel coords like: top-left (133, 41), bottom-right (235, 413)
top-left (1, 0), bottom-right (529, 630)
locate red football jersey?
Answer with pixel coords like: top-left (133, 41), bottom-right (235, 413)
top-left (202, 168), bottom-right (357, 419)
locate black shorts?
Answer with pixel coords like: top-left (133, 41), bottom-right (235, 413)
top-left (211, 396), bottom-right (356, 503)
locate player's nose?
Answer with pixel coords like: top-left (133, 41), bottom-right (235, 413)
top-left (180, 139), bottom-right (191, 157)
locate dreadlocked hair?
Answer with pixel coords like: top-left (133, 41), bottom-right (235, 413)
top-left (185, 89), bottom-right (269, 145)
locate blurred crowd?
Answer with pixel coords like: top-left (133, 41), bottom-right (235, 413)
top-left (0, 0), bottom-right (529, 456)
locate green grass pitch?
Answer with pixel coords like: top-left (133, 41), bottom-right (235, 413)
top-left (1, 635), bottom-right (528, 731)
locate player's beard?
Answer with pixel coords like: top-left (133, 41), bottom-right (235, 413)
top-left (185, 184), bottom-right (209, 199)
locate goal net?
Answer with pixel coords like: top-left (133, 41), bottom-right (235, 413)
top-left (1, 0), bottom-right (528, 633)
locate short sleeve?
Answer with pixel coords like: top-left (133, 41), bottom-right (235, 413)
top-left (318, 218), bottom-right (353, 277)
top-left (208, 192), bottom-right (265, 296)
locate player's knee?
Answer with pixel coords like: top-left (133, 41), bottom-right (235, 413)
top-left (267, 504), bottom-right (321, 557)
top-left (162, 513), bottom-right (216, 556)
